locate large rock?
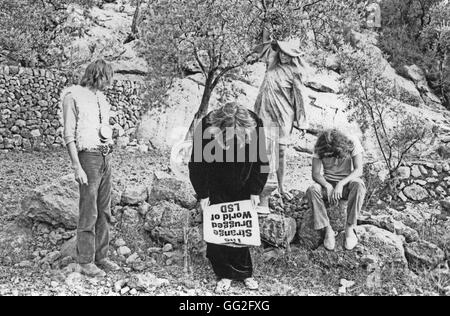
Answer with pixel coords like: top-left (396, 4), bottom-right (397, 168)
top-left (20, 175), bottom-right (79, 229)
top-left (144, 201), bottom-right (201, 248)
top-left (405, 241), bottom-right (446, 272)
top-left (403, 184), bottom-right (429, 201)
top-left (149, 176), bottom-right (197, 210)
top-left (298, 201), bottom-right (348, 250)
top-left (359, 215), bottom-right (420, 243)
top-left (259, 214), bottom-right (297, 247)
top-left (310, 225), bottom-right (408, 271)
top-left (121, 185), bottom-right (148, 206)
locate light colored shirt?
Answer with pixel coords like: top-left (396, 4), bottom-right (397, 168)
top-left (62, 93), bottom-right (78, 146)
top-left (313, 136), bottom-right (364, 182)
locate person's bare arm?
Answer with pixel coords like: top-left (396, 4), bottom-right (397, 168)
top-left (312, 158), bottom-right (334, 202)
top-left (63, 94), bottom-right (88, 185)
top-left (331, 154), bottom-right (364, 204)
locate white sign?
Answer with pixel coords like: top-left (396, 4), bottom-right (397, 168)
top-left (203, 200), bottom-right (261, 247)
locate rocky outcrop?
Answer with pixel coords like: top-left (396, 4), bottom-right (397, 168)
top-left (20, 174), bottom-right (121, 229)
top-left (148, 176), bottom-right (197, 210)
top-left (20, 175), bottom-right (80, 229)
top-left (297, 201), bottom-right (348, 250)
top-left (405, 241), bottom-right (446, 272)
top-left (310, 225), bottom-right (408, 270)
top-left (259, 214), bottom-right (297, 247)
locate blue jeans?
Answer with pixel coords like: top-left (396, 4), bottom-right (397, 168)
top-left (77, 152), bottom-right (112, 264)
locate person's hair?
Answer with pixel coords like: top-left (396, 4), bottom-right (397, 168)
top-left (207, 102), bottom-right (257, 146)
top-left (80, 59), bottom-right (114, 90)
top-left (315, 129), bottom-right (355, 159)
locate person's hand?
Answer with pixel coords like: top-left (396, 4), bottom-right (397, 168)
top-left (251, 195), bottom-right (261, 209)
top-left (324, 182), bottom-right (334, 204)
top-left (74, 165), bottom-right (88, 186)
top-left (331, 182), bottom-right (344, 205)
top-left (200, 198), bottom-right (210, 213)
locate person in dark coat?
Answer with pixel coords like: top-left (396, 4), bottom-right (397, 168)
top-left (188, 102), bottom-right (269, 293)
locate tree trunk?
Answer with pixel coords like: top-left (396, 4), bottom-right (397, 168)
top-left (185, 74), bottom-right (215, 140)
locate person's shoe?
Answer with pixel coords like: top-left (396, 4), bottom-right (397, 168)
top-left (256, 206), bottom-right (271, 215)
top-left (79, 263), bottom-right (106, 278)
top-left (96, 259), bottom-right (121, 272)
top-left (345, 227), bottom-right (359, 251)
top-left (324, 227), bottom-right (336, 251)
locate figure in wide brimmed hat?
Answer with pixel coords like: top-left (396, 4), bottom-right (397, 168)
top-left (254, 37), bottom-right (309, 209)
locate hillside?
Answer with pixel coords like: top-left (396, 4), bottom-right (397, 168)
top-left (0, 0), bottom-right (450, 297)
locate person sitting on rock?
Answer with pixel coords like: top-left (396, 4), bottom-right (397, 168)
top-left (306, 129), bottom-right (367, 251)
top-left (188, 102), bottom-right (269, 293)
top-left (61, 59), bottom-right (120, 277)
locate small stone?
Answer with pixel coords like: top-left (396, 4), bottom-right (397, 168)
top-left (130, 288), bottom-right (138, 296)
top-left (117, 246), bottom-right (132, 257)
top-left (427, 178), bottom-right (439, 184)
top-left (114, 280), bottom-right (127, 293)
top-left (126, 253), bottom-right (139, 265)
top-left (396, 167), bottom-right (411, 179)
top-left (436, 186), bottom-right (446, 196)
top-left (414, 180), bottom-right (427, 186)
top-left (403, 184), bottom-right (429, 201)
top-left (419, 165), bottom-right (428, 176)
top-left (121, 287), bottom-right (130, 295)
top-left (114, 238), bottom-right (127, 248)
top-left (411, 165), bottom-right (422, 178)
top-left (148, 247), bottom-right (162, 254)
top-left (398, 192), bottom-right (408, 202)
top-left (162, 244), bottom-right (173, 253)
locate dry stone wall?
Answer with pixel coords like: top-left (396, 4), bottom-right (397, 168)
top-left (0, 64), bottom-right (144, 151)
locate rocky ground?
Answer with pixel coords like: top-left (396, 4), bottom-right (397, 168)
top-left (0, 147), bottom-right (449, 296)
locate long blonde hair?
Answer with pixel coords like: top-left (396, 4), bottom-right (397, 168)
top-left (80, 59), bottom-right (114, 90)
top-left (207, 102), bottom-right (257, 148)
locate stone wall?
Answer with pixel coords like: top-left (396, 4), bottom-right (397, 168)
top-left (0, 64), bottom-right (144, 151)
top-left (395, 161), bottom-right (450, 202)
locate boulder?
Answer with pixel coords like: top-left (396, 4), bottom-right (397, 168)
top-left (149, 176), bottom-right (197, 210)
top-left (20, 175), bottom-right (79, 229)
top-left (121, 185), bottom-right (148, 206)
top-left (405, 241), bottom-right (445, 272)
top-left (259, 214), bottom-right (297, 247)
top-left (144, 201), bottom-right (201, 248)
top-left (359, 215), bottom-right (420, 243)
top-left (396, 167), bottom-right (411, 180)
top-left (403, 184), bottom-right (429, 201)
top-left (310, 225), bottom-right (408, 271)
top-left (298, 201), bottom-right (348, 250)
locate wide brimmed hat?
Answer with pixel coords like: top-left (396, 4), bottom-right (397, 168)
top-left (277, 39), bottom-right (302, 58)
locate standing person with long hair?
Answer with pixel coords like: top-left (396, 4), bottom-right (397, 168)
top-left (254, 39), bottom-right (309, 209)
top-left (189, 102), bottom-right (269, 293)
top-left (307, 129), bottom-right (367, 251)
top-left (61, 59), bottom-right (120, 277)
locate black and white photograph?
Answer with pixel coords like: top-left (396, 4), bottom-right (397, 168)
top-left (0, 0), bottom-right (449, 300)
